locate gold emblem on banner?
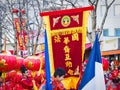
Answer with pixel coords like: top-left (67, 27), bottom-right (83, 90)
top-left (61, 16), bottom-right (71, 27)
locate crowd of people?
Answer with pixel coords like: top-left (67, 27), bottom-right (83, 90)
top-left (82, 59), bottom-right (120, 90)
top-left (0, 65), bottom-right (66, 90)
top-left (104, 60), bottom-right (120, 90)
top-left (0, 59), bottom-right (120, 90)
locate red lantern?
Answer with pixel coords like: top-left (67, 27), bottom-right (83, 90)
top-left (24, 56), bottom-right (40, 71)
top-left (11, 9), bottom-right (19, 13)
top-left (21, 9), bottom-right (25, 14)
top-left (6, 70), bottom-right (17, 80)
top-left (15, 57), bottom-right (24, 70)
top-left (0, 54), bottom-right (6, 71)
top-left (102, 58), bottom-right (109, 71)
top-left (0, 54), bottom-right (17, 72)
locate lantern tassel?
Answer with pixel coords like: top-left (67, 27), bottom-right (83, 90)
top-left (2, 72), bottom-right (6, 90)
top-left (32, 79), bottom-right (38, 90)
top-left (32, 71), bottom-right (38, 90)
top-left (38, 57), bottom-right (43, 75)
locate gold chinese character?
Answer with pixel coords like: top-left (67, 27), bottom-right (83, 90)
top-left (67, 69), bottom-right (74, 75)
top-left (65, 61), bottom-right (72, 68)
top-left (16, 22), bottom-right (20, 33)
top-left (63, 37), bottom-right (70, 45)
top-left (19, 36), bottom-right (23, 46)
top-left (65, 53), bottom-right (71, 60)
top-left (64, 45), bottom-right (70, 53)
top-left (72, 33), bottom-right (79, 41)
top-left (54, 35), bottom-right (61, 43)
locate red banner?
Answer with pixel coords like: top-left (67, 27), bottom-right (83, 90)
top-left (40, 6), bottom-right (94, 89)
top-left (14, 18), bottom-right (27, 50)
top-left (52, 33), bottom-right (82, 77)
top-left (49, 12), bottom-right (83, 30)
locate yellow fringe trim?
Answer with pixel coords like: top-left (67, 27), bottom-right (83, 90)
top-left (62, 76), bottom-right (80, 89)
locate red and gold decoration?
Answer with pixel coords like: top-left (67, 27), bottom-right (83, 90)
top-left (14, 18), bottom-right (27, 50)
top-left (40, 6), bottom-right (93, 89)
top-left (0, 54), bottom-right (17, 72)
top-left (0, 54), bottom-right (17, 89)
top-left (11, 8), bottom-right (19, 13)
top-left (15, 57), bottom-right (24, 70)
top-left (24, 56), bottom-right (40, 71)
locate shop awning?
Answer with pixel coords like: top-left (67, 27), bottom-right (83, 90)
top-left (101, 50), bottom-right (120, 56)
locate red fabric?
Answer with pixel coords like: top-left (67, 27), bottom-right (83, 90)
top-left (107, 81), bottom-right (119, 90)
top-left (9, 50), bottom-right (14, 55)
top-left (13, 84), bottom-right (23, 90)
top-left (112, 69), bottom-right (119, 78)
top-left (13, 73), bottom-right (22, 83)
top-left (0, 84), bottom-right (10, 90)
top-left (52, 77), bottom-right (65, 90)
top-left (102, 58), bottom-right (109, 71)
top-left (49, 12), bottom-right (83, 30)
top-left (5, 70), bottom-right (17, 81)
top-left (5, 71), bottom-right (24, 90)
top-left (115, 83), bottom-right (120, 90)
top-left (52, 34), bottom-right (82, 77)
top-left (34, 73), bottom-right (43, 88)
top-left (40, 6), bottom-right (94, 16)
top-left (21, 76), bottom-right (33, 89)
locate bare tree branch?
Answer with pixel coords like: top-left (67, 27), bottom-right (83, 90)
top-left (99, 0), bottom-right (115, 38)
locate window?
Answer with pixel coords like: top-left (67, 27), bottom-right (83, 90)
top-left (114, 28), bottom-right (120, 36)
top-left (103, 29), bottom-right (108, 36)
top-left (114, 4), bottom-right (120, 16)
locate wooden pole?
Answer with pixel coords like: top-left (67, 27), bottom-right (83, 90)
top-left (4, 36), bottom-right (6, 52)
top-left (33, 44), bottom-right (36, 55)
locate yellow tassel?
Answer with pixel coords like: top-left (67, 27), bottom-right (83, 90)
top-left (1, 72), bottom-right (6, 79)
top-left (32, 80), bottom-right (38, 90)
top-left (32, 71), bottom-right (36, 77)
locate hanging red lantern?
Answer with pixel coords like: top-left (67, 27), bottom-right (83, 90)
top-left (0, 54), bottom-right (7, 71)
top-left (11, 9), bottom-right (19, 13)
top-left (15, 57), bottom-right (24, 70)
top-left (21, 9), bottom-right (25, 14)
top-left (0, 54), bottom-right (17, 72)
top-left (6, 70), bottom-right (17, 80)
top-left (102, 57), bottom-right (109, 71)
top-left (24, 56), bottom-right (40, 71)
